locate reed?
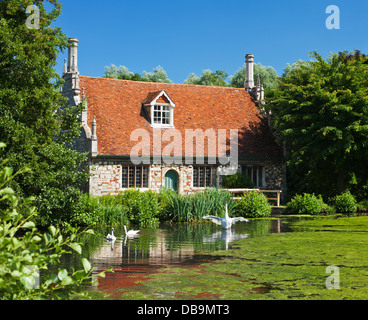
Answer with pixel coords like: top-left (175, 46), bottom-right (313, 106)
top-left (159, 188), bottom-right (235, 222)
top-left (79, 194), bottom-right (128, 226)
top-left (98, 204), bottom-right (129, 226)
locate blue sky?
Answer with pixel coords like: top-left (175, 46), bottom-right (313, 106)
top-left (54, 0), bottom-right (368, 83)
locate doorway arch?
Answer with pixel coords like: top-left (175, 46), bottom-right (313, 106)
top-left (164, 170), bottom-right (179, 192)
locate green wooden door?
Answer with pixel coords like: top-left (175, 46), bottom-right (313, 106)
top-left (165, 170), bottom-right (178, 192)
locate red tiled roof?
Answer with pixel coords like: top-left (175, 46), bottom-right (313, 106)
top-left (80, 76), bottom-right (282, 159)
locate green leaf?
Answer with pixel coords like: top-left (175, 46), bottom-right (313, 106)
top-left (0, 187), bottom-right (14, 196)
top-left (21, 275), bottom-right (36, 290)
top-left (85, 229), bottom-right (94, 235)
top-left (68, 242), bottom-right (82, 254)
top-left (11, 270), bottom-right (23, 278)
top-left (61, 276), bottom-right (73, 286)
top-left (22, 196), bottom-right (36, 205)
top-left (43, 233), bottom-right (52, 245)
top-left (74, 270), bottom-right (87, 280)
top-left (4, 167), bottom-right (13, 178)
top-left (49, 225), bottom-right (57, 236)
top-left (81, 258), bottom-right (91, 273)
top-left (58, 269), bottom-right (68, 281)
top-left (31, 235), bottom-right (42, 243)
top-left (23, 221), bottom-right (35, 229)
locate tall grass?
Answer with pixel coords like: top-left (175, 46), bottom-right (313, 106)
top-left (159, 188), bottom-right (235, 222)
top-left (79, 194), bottom-right (128, 226)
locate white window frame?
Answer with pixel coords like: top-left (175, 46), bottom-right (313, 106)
top-left (151, 103), bottom-right (174, 128)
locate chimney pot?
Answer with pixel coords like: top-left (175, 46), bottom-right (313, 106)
top-left (244, 54), bottom-right (255, 90)
top-left (68, 38), bottom-right (79, 72)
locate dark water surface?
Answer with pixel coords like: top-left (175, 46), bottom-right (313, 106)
top-left (62, 218), bottom-right (293, 298)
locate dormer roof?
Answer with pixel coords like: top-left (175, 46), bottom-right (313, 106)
top-left (143, 90), bottom-right (175, 107)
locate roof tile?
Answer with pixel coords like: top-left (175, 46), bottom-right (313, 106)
top-left (80, 76), bottom-right (282, 159)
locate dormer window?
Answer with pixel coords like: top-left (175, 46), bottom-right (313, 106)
top-left (154, 104), bottom-right (171, 125)
top-left (143, 90), bottom-right (175, 128)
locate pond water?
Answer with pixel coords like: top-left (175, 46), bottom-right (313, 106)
top-left (61, 218), bottom-right (293, 298)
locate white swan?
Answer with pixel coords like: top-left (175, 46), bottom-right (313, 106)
top-left (124, 225), bottom-right (140, 236)
top-left (106, 227), bottom-right (116, 241)
top-left (203, 203), bottom-right (249, 229)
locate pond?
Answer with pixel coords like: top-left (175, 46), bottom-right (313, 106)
top-left (60, 218), bottom-right (294, 298)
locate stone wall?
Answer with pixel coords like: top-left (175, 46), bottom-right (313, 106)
top-left (89, 162), bottom-right (197, 196)
top-left (264, 161), bottom-right (284, 190)
top-left (88, 159), bottom-right (285, 197)
top-left (89, 163), bottom-right (122, 196)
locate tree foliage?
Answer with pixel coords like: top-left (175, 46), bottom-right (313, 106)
top-left (269, 51), bottom-right (368, 199)
top-left (142, 65), bottom-right (172, 83)
top-left (104, 64), bottom-right (143, 81)
top-left (0, 0), bottom-right (89, 224)
top-left (230, 63), bottom-right (278, 93)
top-left (184, 69), bottom-right (229, 87)
top-left (104, 64), bottom-right (172, 83)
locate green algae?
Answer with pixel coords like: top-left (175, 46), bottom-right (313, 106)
top-left (119, 216), bottom-right (368, 300)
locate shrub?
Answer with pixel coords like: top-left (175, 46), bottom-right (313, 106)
top-left (121, 189), bottom-right (160, 227)
top-left (356, 200), bottom-right (368, 215)
top-left (71, 194), bottom-right (128, 227)
top-left (331, 191), bottom-right (357, 214)
top-left (287, 193), bottom-right (327, 215)
top-left (236, 190), bottom-right (271, 218)
top-left (97, 194), bottom-right (128, 226)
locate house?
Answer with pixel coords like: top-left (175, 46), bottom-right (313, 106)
top-left (62, 38), bottom-right (285, 196)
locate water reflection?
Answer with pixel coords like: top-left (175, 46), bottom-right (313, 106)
top-left (75, 219), bottom-right (288, 297)
top-left (203, 229), bottom-right (249, 250)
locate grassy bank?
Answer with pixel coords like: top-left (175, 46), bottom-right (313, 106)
top-left (76, 188), bottom-right (368, 228)
top-left (117, 216), bottom-right (368, 300)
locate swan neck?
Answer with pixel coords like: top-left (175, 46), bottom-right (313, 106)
top-left (225, 205), bottom-right (229, 220)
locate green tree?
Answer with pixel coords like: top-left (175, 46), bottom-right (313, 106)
top-left (141, 65), bottom-right (172, 83)
top-left (269, 51), bottom-right (368, 199)
top-left (104, 64), bottom-right (144, 81)
top-left (104, 64), bottom-right (172, 83)
top-left (0, 0), bottom-right (89, 224)
top-left (230, 63), bottom-right (278, 94)
top-left (184, 69), bottom-right (228, 87)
